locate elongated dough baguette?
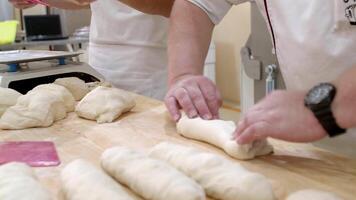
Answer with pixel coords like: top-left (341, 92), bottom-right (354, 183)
top-left (149, 142), bottom-right (276, 200)
top-left (61, 159), bottom-right (134, 200)
top-left (0, 162), bottom-right (52, 200)
top-left (177, 114), bottom-right (273, 160)
top-left (101, 147), bottom-right (206, 200)
top-left (286, 190), bottom-right (343, 200)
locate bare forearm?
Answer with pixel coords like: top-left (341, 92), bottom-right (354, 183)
top-left (119, 0), bottom-right (174, 17)
top-left (168, 0), bottom-right (214, 85)
top-left (332, 66), bottom-right (356, 129)
top-left (43, 0), bottom-right (89, 9)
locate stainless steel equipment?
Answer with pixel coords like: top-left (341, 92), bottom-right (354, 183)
top-left (0, 50), bottom-right (103, 94)
top-left (240, 2), bottom-right (285, 113)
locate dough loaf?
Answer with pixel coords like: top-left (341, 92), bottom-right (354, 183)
top-left (177, 114), bottom-right (273, 160)
top-left (286, 189), bottom-right (343, 200)
top-left (149, 142), bottom-right (276, 200)
top-left (75, 86), bottom-right (135, 123)
top-left (61, 159), bottom-right (134, 200)
top-left (54, 77), bottom-right (90, 101)
top-left (101, 146), bottom-right (206, 200)
top-left (0, 84), bottom-right (75, 130)
top-left (0, 162), bottom-right (52, 200)
top-left (0, 88), bottom-right (22, 117)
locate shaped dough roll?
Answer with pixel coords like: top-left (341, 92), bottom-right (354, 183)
top-left (54, 77), bottom-right (90, 101)
top-left (61, 159), bottom-right (134, 200)
top-left (75, 86), bottom-right (135, 123)
top-left (101, 147), bottom-right (206, 200)
top-left (0, 162), bottom-right (52, 200)
top-left (286, 190), bottom-right (343, 200)
top-left (177, 114), bottom-right (273, 160)
top-left (149, 142), bottom-right (276, 200)
top-left (0, 88), bottom-right (22, 117)
top-left (0, 84), bottom-right (75, 130)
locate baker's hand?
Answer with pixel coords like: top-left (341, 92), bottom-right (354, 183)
top-left (165, 75), bottom-right (222, 122)
top-left (235, 90), bottom-right (327, 144)
top-left (9, 0), bottom-right (36, 9)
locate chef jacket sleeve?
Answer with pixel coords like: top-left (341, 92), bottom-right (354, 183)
top-left (187, 0), bottom-right (249, 24)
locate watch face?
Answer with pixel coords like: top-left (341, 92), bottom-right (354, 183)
top-left (306, 83), bottom-right (334, 104)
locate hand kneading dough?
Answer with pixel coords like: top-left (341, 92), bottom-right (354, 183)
top-left (75, 86), bottom-right (135, 123)
top-left (149, 142), bottom-right (276, 200)
top-left (0, 84), bottom-right (75, 130)
top-left (177, 114), bottom-right (273, 160)
top-left (0, 162), bottom-right (52, 200)
top-left (54, 77), bottom-right (90, 101)
top-left (101, 147), bottom-right (206, 200)
top-left (61, 159), bottom-right (133, 200)
top-left (286, 190), bottom-right (343, 200)
top-left (0, 88), bottom-right (22, 116)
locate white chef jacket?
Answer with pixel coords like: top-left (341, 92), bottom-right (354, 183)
top-left (188, 0), bottom-right (356, 158)
top-left (89, 0), bottom-right (168, 100)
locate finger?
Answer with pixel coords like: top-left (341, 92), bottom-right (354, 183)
top-left (234, 108), bottom-right (268, 138)
top-left (164, 96), bottom-right (181, 122)
top-left (197, 79), bottom-right (221, 119)
top-left (173, 87), bottom-right (198, 118)
top-left (236, 122), bottom-right (271, 144)
top-left (184, 83), bottom-right (212, 120)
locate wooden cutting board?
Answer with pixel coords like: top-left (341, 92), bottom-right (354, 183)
top-left (0, 94), bottom-right (355, 200)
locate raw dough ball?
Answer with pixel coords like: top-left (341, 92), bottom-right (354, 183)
top-left (0, 162), bottom-right (52, 200)
top-left (0, 88), bottom-right (22, 117)
top-left (61, 159), bottom-right (134, 200)
top-left (149, 142), bottom-right (276, 200)
top-left (54, 77), bottom-right (90, 101)
top-left (0, 84), bottom-right (75, 130)
top-left (286, 189), bottom-right (343, 200)
top-left (75, 86), bottom-right (135, 123)
top-left (101, 146), bottom-right (206, 200)
top-left (177, 114), bottom-right (273, 160)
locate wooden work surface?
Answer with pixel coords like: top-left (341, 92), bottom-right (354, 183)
top-left (0, 94), bottom-right (355, 200)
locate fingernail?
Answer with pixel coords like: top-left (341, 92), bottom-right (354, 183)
top-left (174, 115), bottom-right (180, 121)
top-left (188, 110), bottom-right (197, 118)
top-left (203, 114), bottom-right (212, 120)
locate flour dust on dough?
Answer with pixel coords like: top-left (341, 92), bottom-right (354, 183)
top-left (286, 189), bottom-right (343, 200)
top-left (149, 142), bottom-right (276, 200)
top-left (0, 162), bottom-right (52, 200)
top-left (61, 159), bottom-right (134, 200)
top-left (54, 77), bottom-right (90, 101)
top-left (177, 114), bottom-right (273, 160)
top-left (0, 84), bottom-right (75, 130)
top-left (75, 86), bottom-right (135, 123)
top-left (0, 87), bottom-right (22, 117)
top-left (101, 146), bottom-right (206, 200)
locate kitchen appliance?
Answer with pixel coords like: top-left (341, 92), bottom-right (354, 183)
top-left (0, 50), bottom-right (103, 94)
top-left (240, 2), bottom-right (285, 113)
top-left (24, 15), bottom-right (68, 41)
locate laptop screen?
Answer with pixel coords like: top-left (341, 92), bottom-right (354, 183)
top-left (24, 15), bottom-right (62, 37)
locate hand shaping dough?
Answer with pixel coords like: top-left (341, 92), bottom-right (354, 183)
top-left (0, 88), bottom-right (22, 117)
top-left (61, 159), bottom-right (134, 200)
top-left (0, 162), bottom-right (52, 200)
top-left (177, 114), bottom-right (273, 160)
top-left (286, 190), bottom-right (343, 200)
top-left (0, 84), bottom-right (75, 130)
top-left (149, 142), bottom-right (276, 200)
top-left (101, 147), bottom-right (206, 200)
top-left (75, 86), bottom-right (135, 123)
top-left (54, 77), bottom-right (90, 101)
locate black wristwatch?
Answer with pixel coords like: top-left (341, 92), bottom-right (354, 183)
top-left (304, 83), bottom-right (346, 137)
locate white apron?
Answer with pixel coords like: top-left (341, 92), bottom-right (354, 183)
top-left (189, 0), bottom-right (356, 158)
top-left (89, 0), bottom-right (168, 100)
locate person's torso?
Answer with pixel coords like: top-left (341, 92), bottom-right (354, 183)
top-left (89, 0), bottom-right (169, 99)
top-left (253, 0), bottom-right (356, 158)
